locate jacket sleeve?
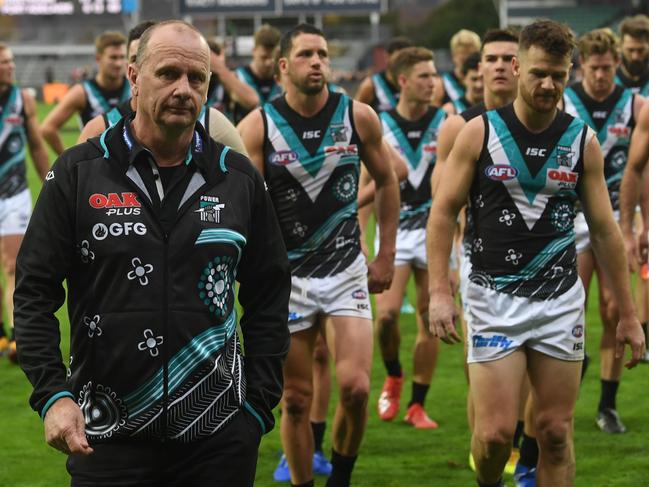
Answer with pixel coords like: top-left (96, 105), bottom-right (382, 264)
top-left (14, 158), bottom-right (76, 418)
top-left (236, 166), bottom-right (290, 434)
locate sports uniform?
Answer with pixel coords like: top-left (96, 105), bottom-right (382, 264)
top-left (261, 91), bottom-right (371, 333)
top-left (377, 107), bottom-right (446, 268)
top-left (563, 83), bottom-right (635, 252)
top-left (465, 103), bottom-right (590, 363)
top-left (615, 67), bottom-right (649, 96)
top-left (0, 85), bottom-right (32, 237)
top-left (232, 66), bottom-right (281, 124)
top-left (369, 71), bottom-right (400, 113)
top-left (440, 71), bottom-right (466, 104)
top-left (79, 77), bottom-right (131, 127)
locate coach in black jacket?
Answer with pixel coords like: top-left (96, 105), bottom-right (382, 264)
top-left (14, 21), bottom-right (290, 486)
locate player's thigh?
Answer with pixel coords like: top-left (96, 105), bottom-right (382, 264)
top-left (284, 326), bottom-right (321, 393)
top-left (469, 350), bottom-right (527, 435)
top-left (326, 315), bottom-right (373, 385)
top-left (413, 266), bottom-right (431, 321)
top-left (576, 248), bottom-right (594, 298)
top-left (527, 349), bottom-right (581, 429)
top-left (374, 264), bottom-right (412, 316)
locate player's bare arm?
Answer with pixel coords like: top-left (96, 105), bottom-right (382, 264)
top-left (354, 75), bottom-right (376, 105)
top-left (212, 51), bottom-right (259, 109)
top-left (40, 83), bottom-right (86, 155)
top-left (431, 114), bottom-right (466, 196)
top-left (581, 134), bottom-right (646, 368)
top-left (357, 140), bottom-right (407, 209)
top-left (427, 117), bottom-right (482, 344)
top-left (237, 108), bottom-right (265, 175)
top-left (77, 114), bottom-right (108, 144)
top-left (353, 100), bottom-right (399, 293)
top-left (620, 100), bottom-right (649, 266)
top-left (22, 89), bottom-right (50, 180)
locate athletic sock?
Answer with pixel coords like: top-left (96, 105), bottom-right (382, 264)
top-left (408, 381), bottom-right (430, 407)
top-left (10, 327), bottom-right (14, 341)
top-left (384, 359), bottom-right (402, 378)
top-left (291, 481), bottom-right (314, 487)
top-left (0, 323), bottom-right (5, 338)
top-left (643, 322), bottom-right (648, 349)
top-left (476, 478), bottom-right (504, 487)
top-left (325, 450), bottom-right (357, 487)
top-left (518, 433), bottom-right (539, 469)
top-left (513, 420), bottom-right (524, 449)
top-left (311, 421), bottom-right (326, 453)
top-left (599, 379), bottom-right (620, 411)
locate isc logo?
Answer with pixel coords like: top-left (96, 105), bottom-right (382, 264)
top-left (302, 130), bottom-right (321, 139)
top-left (525, 147), bottom-right (547, 157)
top-left (485, 164), bottom-right (519, 181)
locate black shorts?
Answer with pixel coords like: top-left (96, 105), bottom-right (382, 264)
top-left (67, 408), bottom-right (262, 487)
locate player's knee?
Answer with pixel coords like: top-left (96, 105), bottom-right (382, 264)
top-left (377, 310), bottom-right (399, 344)
top-left (339, 375), bottom-right (370, 412)
top-left (282, 384), bottom-right (312, 423)
top-left (474, 424), bottom-right (514, 450)
top-left (313, 343), bottom-right (329, 365)
top-left (536, 417), bottom-right (571, 460)
top-left (3, 258), bottom-right (16, 278)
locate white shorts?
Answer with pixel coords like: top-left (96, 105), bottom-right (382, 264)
top-left (458, 244), bottom-right (472, 314)
top-left (0, 189), bottom-right (31, 236)
top-left (288, 253), bottom-right (372, 334)
top-left (465, 279), bottom-right (585, 363)
top-left (375, 227), bottom-right (427, 269)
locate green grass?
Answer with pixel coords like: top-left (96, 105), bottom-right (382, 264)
top-left (1, 104), bottom-right (648, 486)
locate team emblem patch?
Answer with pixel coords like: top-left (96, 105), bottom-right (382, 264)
top-left (330, 124), bottom-right (349, 143)
top-left (556, 145), bottom-right (574, 167)
top-left (195, 196), bottom-right (225, 224)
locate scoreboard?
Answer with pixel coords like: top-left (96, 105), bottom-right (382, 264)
top-left (0, 0), bottom-right (123, 15)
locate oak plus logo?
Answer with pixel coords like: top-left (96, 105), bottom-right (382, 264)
top-left (92, 222), bottom-right (147, 241)
top-left (89, 192), bottom-right (142, 216)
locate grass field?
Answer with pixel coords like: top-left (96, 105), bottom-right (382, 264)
top-left (0, 104), bottom-right (648, 486)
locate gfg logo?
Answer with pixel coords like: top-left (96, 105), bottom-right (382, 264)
top-left (485, 164), bottom-right (518, 181)
top-left (92, 222), bottom-right (147, 241)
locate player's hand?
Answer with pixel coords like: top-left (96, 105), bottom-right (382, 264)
top-left (367, 253), bottom-right (394, 293)
top-left (615, 315), bottom-right (646, 369)
top-left (428, 291), bottom-right (461, 345)
top-left (622, 230), bottom-right (640, 271)
top-left (44, 397), bottom-right (93, 456)
top-left (638, 228), bottom-right (649, 266)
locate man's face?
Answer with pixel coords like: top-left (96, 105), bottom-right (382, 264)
top-left (581, 51), bottom-right (618, 96)
top-left (281, 33), bottom-right (330, 96)
top-left (128, 39), bottom-right (140, 66)
top-left (621, 34), bottom-right (649, 77)
top-left (452, 45), bottom-right (479, 73)
top-left (464, 68), bottom-right (484, 102)
top-left (252, 45), bottom-right (276, 80)
top-left (97, 44), bottom-right (127, 81)
top-left (400, 60), bottom-right (436, 105)
top-left (0, 49), bottom-right (15, 87)
top-left (481, 41), bottom-right (518, 97)
top-left (515, 45), bottom-right (571, 114)
top-left (130, 26), bottom-right (210, 131)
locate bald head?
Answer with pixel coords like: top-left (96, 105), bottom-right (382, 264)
top-left (136, 20), bottom-right (209, 69)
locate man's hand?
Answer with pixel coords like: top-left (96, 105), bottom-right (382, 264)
top-left (623, 230), bottom-right (641, 272)
top-left (615, 315), bottom-right (646, 369)
top-left (367, 253), bottom-right (394, 293)
top-left (428, 291), bottom-right (461, 344)
top-left (44, 397), bottom-right (93, 456)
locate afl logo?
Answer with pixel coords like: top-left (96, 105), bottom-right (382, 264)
top-left (485, 164), bottom-right (519, 181)
top-left (571, 325), bottom-right (584, 338)
top-left (269, 150), bottom-right (298, 166)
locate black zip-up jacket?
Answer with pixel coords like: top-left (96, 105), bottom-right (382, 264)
top-left (14, 116), bottom-right (290, 442)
